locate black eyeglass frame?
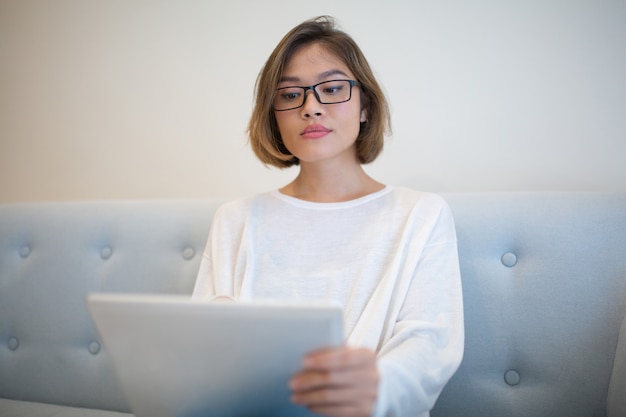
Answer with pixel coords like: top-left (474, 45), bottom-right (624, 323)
top-left (273, 79), bottom-right (359, 111)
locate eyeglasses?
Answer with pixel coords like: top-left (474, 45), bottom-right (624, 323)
top-left (273, 79), bottom-right (359, 111)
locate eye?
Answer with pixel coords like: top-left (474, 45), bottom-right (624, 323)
top-left (282, 92), bottom-right (301, 101)
top-left (321, 83), bottom-right (344, 95)
top-left (277, 88), bottom-right (302, 102)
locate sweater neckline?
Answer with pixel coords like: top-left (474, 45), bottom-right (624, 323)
top-left (270, 186), bottom-right (392, 209)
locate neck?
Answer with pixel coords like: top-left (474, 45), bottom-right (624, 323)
top-left (280, 162), bottom-right (384, 203)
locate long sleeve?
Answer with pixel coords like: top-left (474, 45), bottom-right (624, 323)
top-left (374, 232), bottom-right (464, 416)
top-left (192, 187), bottom-right (464, 417)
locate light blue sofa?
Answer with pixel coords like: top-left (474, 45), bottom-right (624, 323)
top-left (1, 193), bottom-right (625, 417)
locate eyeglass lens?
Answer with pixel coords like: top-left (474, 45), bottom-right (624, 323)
top-left (273, 80), bottom-right (354, 111)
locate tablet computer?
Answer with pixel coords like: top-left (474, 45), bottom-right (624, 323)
top-left (87, 293), bottom-right (343, 417)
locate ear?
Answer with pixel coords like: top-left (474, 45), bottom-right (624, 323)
top-left (360, 108), bottom-right (368, 123)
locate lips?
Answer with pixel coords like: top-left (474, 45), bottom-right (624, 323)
top-left (301, 124), bottom-right (331, 139)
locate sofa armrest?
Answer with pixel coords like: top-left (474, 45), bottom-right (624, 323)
top-left (608, 311), bottom-right (626, 417)
top-left (0, 398), bottom-right (133, 417)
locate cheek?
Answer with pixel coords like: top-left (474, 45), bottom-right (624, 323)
top-left (330, 98), bottom-right (362, 119)
top-left (274, 113), bottom-right (293, 135)
top-left (274, 114), bottom-right (300, 153)
top-left (337, 104), bottom-right (364, 135)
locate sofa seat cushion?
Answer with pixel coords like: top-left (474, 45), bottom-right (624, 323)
top-left (0, 398), bottom-right (133, 417)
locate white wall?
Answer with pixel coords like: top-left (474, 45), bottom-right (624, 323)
top-left (1, 0), bottom-right (625, 202)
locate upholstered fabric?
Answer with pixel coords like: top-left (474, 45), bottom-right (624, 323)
top-left (0, 398), bottom-right (132, 417)
top-left (1, 193), bottom-right (624, 417)
top-left (433, 192), bottom-right (626, 417)
top-left (0, 200), bottom-right (221, 414)
top-left (608, 313), bottom-right (626, 417)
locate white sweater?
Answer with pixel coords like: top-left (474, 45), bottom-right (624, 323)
top-left (193, 186), bottom-right (464, 417)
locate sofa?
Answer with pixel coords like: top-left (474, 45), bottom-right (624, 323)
top-left (1, 192), bottom-right (625, 417)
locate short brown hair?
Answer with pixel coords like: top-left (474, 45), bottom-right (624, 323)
top-left (248, 16), bottom-right (391, 168)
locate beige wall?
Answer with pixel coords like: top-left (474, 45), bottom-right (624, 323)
top-left (1, 0), bottom-right (625, 203)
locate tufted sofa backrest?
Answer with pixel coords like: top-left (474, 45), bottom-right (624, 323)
top-left (433, 192), bottom-right (626, 417)
top-left (0, 200), bottom-right (222, 412)
top-left (1, 194), bottom-right (625, 416)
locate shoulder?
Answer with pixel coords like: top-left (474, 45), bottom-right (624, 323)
top-left (388, 186), bottom-right (451, 213)
top-left (387, 187), bottom-right (456, 239)
top-left (212, 191), bottom-right (276, 223)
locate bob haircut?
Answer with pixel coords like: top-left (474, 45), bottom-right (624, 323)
top-left (248, 16), bottom-right (391, 168)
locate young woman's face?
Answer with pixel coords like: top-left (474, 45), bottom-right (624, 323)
top-left (274, 43), bottom-right (366, 166)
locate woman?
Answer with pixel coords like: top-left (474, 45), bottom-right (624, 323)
top-left (193, 16), bottom-right (464, 417)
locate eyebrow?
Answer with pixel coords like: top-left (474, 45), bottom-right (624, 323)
top-left (279, 69), bottom-right (350, 84)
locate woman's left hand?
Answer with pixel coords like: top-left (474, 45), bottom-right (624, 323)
top-left (289, 346), bottom-right (379, 417)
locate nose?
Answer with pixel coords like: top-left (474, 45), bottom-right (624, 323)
top-left (300, 89), bottom-right (323, 118)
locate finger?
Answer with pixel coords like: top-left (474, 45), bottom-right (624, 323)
top-left (291, 385), bottom-right (376, 406)
top-left (303, 347), bottom-right (376, 371)
top-left (307, 403), bottom-right (375, 417)
top-left (290, 367), bottom-right (379, 392)
top-left (291, 386), bottom-right (377, 417)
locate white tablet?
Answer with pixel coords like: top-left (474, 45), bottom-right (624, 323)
top-left (86, 293), bottom-right (343, 417)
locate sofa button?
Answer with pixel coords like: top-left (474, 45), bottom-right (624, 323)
top-left (100, 247), bottom-right (113, 260)
top-left (19, 246), bottom-right (31, 258)
top-left (8, 337), bottom-right (19, 351)
top-left (88, 341), bottom-right (101, 355)
top-left (182, 247), bottom-right (195, 260)
top-left (501, 252), bottom-right (518, 268)
top-left (504, 369), bottom-right (521, 386)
